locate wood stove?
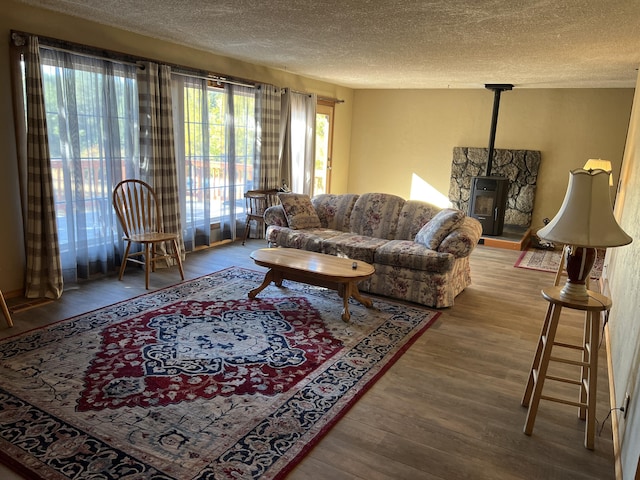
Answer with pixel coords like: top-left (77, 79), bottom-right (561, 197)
top-left (468, 84), bottom-right (513, 236)
top-left (469, 176), bottom-right (509, 236)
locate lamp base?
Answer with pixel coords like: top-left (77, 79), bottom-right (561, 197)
top-left (559, 246), bottom-right (596, 301)
top-left (559, 281), bottom-right (590, 301)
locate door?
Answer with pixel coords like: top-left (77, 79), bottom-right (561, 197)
top-left (314, 103), bottom-right (334, 195)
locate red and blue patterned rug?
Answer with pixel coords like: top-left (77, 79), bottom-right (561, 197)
top-left (0, 267), bottom-right (439, 479)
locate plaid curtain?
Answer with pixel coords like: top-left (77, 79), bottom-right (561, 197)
top-left (23, 36), bottom-right (64, 299)
top-left (137, 62), bottom-right (185, 260)
top-left (255, 84), bottom-right (282, 190)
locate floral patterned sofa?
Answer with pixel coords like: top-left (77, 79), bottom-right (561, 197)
top-left (263, 192), bottom-right (482, 308)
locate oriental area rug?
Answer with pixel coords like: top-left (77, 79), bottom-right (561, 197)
top-left (514, 247), bottom-right (604, 279)
top-left (0, 267), bottom-right (439, 480)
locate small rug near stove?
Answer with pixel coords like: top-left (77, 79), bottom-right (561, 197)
top-left (514, 247), bottom-right (604, 279)
top-left (0, 267), bottom-right (439, 480)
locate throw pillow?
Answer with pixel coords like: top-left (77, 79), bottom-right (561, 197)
top-left (278, 193), bottom-right (322, 229)
top-left (415, 208), bottom-right (465, 250)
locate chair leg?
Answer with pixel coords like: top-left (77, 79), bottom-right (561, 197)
top-left (242, 218), bottom-right (252, 245)
top-left (144, 244), bottom-right (151, 289)
top-left (1, 290), bottom-right (13, 328)
top-left (151, 243), bottom-right (159, 273)
top-left (118, 242), bottom-right (132, 280)
top-left (259, 219), bottom-right (267, 240)
top-left (172, 239), bottom-right (185, 280)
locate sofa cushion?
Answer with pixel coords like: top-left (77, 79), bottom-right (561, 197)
top-left (415, 208), bottom-right (465, 250)
top-left (349, 193), bottom-right (405, 240)
top-left (312, 193), bottom-right (359, 231)
top-left (264, 204), bottom-right (288, 227)
top-left (278, 193), bottom-right (322, 229)
top-left (395, 200), bottom-right (441, 240)
top-left (374, 240), bottom-right (454, 273)
top-left (321, 233), bottom-right (389, 264)
top-left (267, 227), bottom-right (341, 252)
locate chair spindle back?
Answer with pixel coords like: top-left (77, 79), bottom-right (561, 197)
top-left (113, 179), bottom-right (161, 237)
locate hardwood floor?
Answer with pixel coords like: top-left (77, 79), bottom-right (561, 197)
top-left (0, 241), bottom-right (615, 479)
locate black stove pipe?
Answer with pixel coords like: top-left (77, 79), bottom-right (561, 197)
top-left (484, 84), bottom-right (513, 176)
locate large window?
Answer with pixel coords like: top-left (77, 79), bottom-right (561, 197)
top-left (36, 48), bottom-right (258, 279)
top-left (173, 77), bottom-right (256, 249)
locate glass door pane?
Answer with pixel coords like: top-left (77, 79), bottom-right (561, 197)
top-left (315, 103), bottom-right (334, 195)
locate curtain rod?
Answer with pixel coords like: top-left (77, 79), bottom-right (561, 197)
top-left (12, 30), bottom-right (344, 102)
top-left (35, 44), bottom-right (255, 89)
top-left (171, 71), bottom-right (255, 89)
top-left (319, 96), bottom-right (344, 104)
top-left (38, 43), bottom-right (140, 68)
top-left (11, 30), bottom-right (256, 89)
top-left (288, 88), bottom-right (344, 104)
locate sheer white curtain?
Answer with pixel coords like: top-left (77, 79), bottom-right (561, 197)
top-left (280, 89), bottom-right (316, 195)
top-left (171, 77), bottom-right (257, 247)
top-left (39, 48), bottom-right (139, 283)
top-left (279, 91), bottom-right (292, 191)
top-left (171, 75), bottom-right (212, 250)
top-left (221, 83), bottom-right (256, 240)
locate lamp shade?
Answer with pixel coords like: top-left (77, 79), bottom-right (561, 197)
top-left (583, 158), bottom-right (613, 186)
top-left (537, 168), bottom-right (632, 248)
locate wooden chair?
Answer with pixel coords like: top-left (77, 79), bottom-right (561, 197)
top-left (242, 189), bottom-right (280, 245)
top-left (113, 179), bottom-right (185, 289)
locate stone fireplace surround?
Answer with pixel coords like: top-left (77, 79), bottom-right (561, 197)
top-left (448, 147), bottom-right (541, 228)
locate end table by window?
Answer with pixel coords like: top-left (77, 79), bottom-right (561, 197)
top-left (521, 286), bottom-right (611, 449)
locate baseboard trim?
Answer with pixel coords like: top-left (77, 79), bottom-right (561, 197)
top-left (605, 321), bottom-right (623, 480)
top-left (3, 287), bottom-right (25, 299)
top-left (601, 272), bottom-right (622, 480)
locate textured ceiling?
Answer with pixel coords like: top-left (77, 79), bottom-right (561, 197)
top-left (16, 0), bottom-right (640, 89)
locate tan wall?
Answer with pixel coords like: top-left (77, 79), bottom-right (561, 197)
top-left (0, 0), bottom-right (354, 293)
top-left (349, 88), bottom-right (633, 226)
top-left (606, 72), bottom-right (640, 479)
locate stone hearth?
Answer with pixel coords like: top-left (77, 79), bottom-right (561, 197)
top-left (448, 147), bottom-right (541, 227)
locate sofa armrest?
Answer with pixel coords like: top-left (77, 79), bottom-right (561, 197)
top-left (264, 205), bottom-right (288, 227)
top-left (437, 216), bottom-right (483, 258)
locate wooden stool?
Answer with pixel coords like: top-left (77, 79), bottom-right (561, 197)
top-left (522, 286), bottom-right (611, 449)
top-left (1, 289), bottom-right (13, 328)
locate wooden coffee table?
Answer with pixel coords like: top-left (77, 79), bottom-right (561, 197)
top-left (248, 248), bottom-right (375, 322)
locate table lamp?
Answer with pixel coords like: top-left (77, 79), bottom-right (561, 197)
top-left (537, 168), bottom-right (632, 301)
top-left (583, 159), bottom-right (613, 186)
